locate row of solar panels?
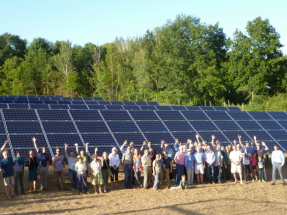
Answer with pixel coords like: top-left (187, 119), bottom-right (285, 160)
top-left (0, 95), bottom-right (104, 101)
top-left (0, 103), bottom-right (241, 111)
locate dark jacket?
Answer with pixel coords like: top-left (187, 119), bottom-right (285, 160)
top-left (27, 156), bottom-right (38, 171)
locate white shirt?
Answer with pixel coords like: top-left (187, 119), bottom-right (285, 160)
top-left (91, 160), bottom-right (102, 174)
top-left (204, 151), bottom-right (215, 165)
top-left (242, 153), bottom-right (251, 165)
top-left (75, 161), bottom-right (87, 174)
top-left (271, 150), bottom-right (285, 166)
top-left (108, 153), bottom-right (120, 167)
top-left (229, 151), bottom-right (243, 163)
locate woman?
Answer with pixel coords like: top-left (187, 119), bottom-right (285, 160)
top-left (149, 149), bottom-right (155, 186)
top-left (108, 147), bottom-right (120, 189)
top-left (224, 146), bottom-right (231, 182)
top-left (27, 150), bottom-right (38, 193)
top-left (101, 152), bottom-right (110, 193)
top-left (141, 149), bottom-right (152, 189)
top-left (75, 155), bottom-right (88, 194)
top-left (133, 148), bottom-right (143, 188)
top-left (91, 154), bottom-right (103, 194)
top-left (174, 146), bottom-right (186, 185)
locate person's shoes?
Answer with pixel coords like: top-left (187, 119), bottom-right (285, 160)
top-left (212, 182), bottom-right (215, 184)
top-left (262, 180), bottom-right (265, 183)
top-left (104, 189), bottom-right (107, 193)
top-left (282, 183), bottom-right (285, 186)
top-left (72, 188), bottom-right (76, 191)
top-left (40, 188), bottom-right (43, 191)
top-left (171, 179), bottom-right (175, 181)
top-left (252, 179), bottom-right (254, 181)
top-left (234, 180), bottom-right (237, 184)
top-left (240, 180), bottom-right (244, 184)
top-left (79, 192), bottom-right (82, 195)
top-left (21, 191), bottom-right (26, 195)
top-left (86, 191), bottom-right (90, 194)
top-left (271, 183), bottom-right (275, 185)
top-left (258, 180), bottom-right (261, 182)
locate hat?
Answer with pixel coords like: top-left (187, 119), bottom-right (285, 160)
top-left (76, 155), bottom-right (83, 162)
top-left (187, 149), bottom-right (192, 152)
top-left (112, 147), bottom-right (117, 152)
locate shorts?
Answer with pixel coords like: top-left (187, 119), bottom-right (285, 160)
top-left (195, 164), bottom-right (204, 174)
top-left (250, 165), bottom-right (256, 170)
top-left (231, 163), bottom-right (242, 173)
top-left (4, 176), bottom-right (15, 186)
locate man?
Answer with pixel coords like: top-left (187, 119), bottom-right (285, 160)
top-left (194, 143), bottom-right (205, 185)
top-left (185, 149), bottom-right (195, 186)
top-left (141, 149), bottom-right (152, 189)
top-left (161, 150), bottom-right (172, 188)
top-left (64, 143), bottom-right (77, 191)
top-left (238, 135), bottom-right (254, 155)
top-left (254, 136), bottom-right (269, 181)
top-left (122, 146), bottom-right (133, 189)
top-left (32, 137), bottom-right (49, 191)
top-left (271, 144), bottom-right (285, 186)
top-left (1, 150), bottom-right (16, 199)
top-left (213, 145), bottom-right (223, 183)
top-left (174, 138), bottom-right (185, 152)
top-left (120, 140), bottom-right (135, 154)
top-left (141, 141), bottom-right (156, 154)
top-left (229, 144), bottom-right (243, 184)
top-left (161, 140), bottom-right (174, 159)
top-left (52, 148), bottom-right (65, 191)
top-left (204, 145), bottom-right (215, 184)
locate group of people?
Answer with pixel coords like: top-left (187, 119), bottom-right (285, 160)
top-left (0, 134), bottom-right (285, 198)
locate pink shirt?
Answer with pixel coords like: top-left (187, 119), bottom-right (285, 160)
top-left (175, 152), bottom-right (186, 165)
top-left (251, 157), bottom-right (257, 166)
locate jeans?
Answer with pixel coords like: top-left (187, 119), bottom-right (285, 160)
top-left (110, 167), bottom-right (118, 182)
top-left (207, 163), bottom-right (214, 183)
top-left (15, 172), bottom-right (24, 193)
top-left (214, 165), bottom-right (221, 182)
top-left (135, 171), bottom-right (142, 187)
top-left (226, 164), bottom-right (231, 180)
top-left (272, 163), bottom-right (285, 184)
top-left (244, 165), bottom-right (250, 181)
top-left (69, 169), bottom-right (77, 189)
top-left (176, 164), bottom-right (185, 184)
top-left (258, 169), bottom-right (264, 180)
top-left (77, 173), bottom-right (88, 193)
top-left (38, 166), bottom-right (48, 189)
top-left (124, 164), bottom-right (133, 188)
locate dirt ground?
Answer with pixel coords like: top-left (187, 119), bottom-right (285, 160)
top-left (0, 159), bottom-right (286, 215)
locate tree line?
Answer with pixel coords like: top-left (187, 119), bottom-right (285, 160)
top-left (1, 15), bottom-right (287, 106)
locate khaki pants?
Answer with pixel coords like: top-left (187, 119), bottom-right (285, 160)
top-left (38, 167), bottom-right (48, 189)
top-left (55, 171), bottom-right (65, 190)
top-left (143, 166), bottom-right (152, 188)
top-left (161, 169), bottom-right (170, 184)
top-left (186, 168), bottom-right (194, 185)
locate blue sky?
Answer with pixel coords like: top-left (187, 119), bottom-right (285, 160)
top-left (1, 0), bottom-right (286, 54)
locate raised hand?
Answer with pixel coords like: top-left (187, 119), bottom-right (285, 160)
top-left (196, 134), bottom-right (199, 139)
top-left (187, 139), bottom-right (192, 143)
top-left (124, 140), bottom-right (127, 145)
top-left (238, 135), bottom-right (241, 139)
top-left (95, 147), bottom-right (98, 152)
top-left (143, 141), bottom-right (146, 146)
top-left (175, 138), bottom-right (178, 143)
top-left (64, 143), bottom-right (68, 147)
top-left (254, 136), bottom-right (257, 140)
top-left (32, 137), bottom-right (36, 142)
top-left (74, 143), bottom-right (78, 146)
top-left (262, 142), bottom-right (266, 146)
top-left (233, 140), bottom-right (236, 145)
top-left (161, 140), bottom-right (165, 145)
top-left (86, 142), bottom-right (89, 145)
top-left (211, 135), bottom-right (215, 139)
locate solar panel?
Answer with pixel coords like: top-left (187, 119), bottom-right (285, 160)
top-left (276, 141), bottom-right (287, 151)
top-left (139, 106), bottom-right (157, 110)
top-left (0, 100), bottom-right (13, 103)
top-left (213, 121), bottom-right (242, 131)
top-left (100, 110), bottom-right (132, 121)
top-left (222, 131), bottom-right (251, 142)
top-left (58, 101), bottom-right (72, 104)
top-left (41, 98), bottom-right (51, 101)
top-left (267, 112), bottom-right (287, 121)
top-left (163, 121), bottom-right (194, 132)
top-left (190, 121), bottom-right (219, 131)
top-left (61, 97), bottom-right (72, 101)
top-left (170, 106), bottom-right (187, 111)
top-left (0, 121), bottom-right (6, 134)
top-left (199, 131), bottom-right (229, 143)
top-left (110, 101), bottom-right (124, 105)
top-left (42, 121), bottom-right (77, 133)
top-left (181, 111), bottom-right (209, 120)
top-left (277, 121), bottom-right (287, 129)
top-left (88, 105), bottom-right (106, 110)
top-left (213, 107), bottom-right (229, 111)
top-left (75, 121), bottom-right (109, 133)
top-left (50, 104), bottom-right (69, 110)
top-left (156, 111), bottom-right (185, 120)
top-left (248, 112), bottom-right (273, 120)
top-left (29, 100), bottom-right (44, 104)
top-left (92, 97), bottom-right (104, 101)
top-left (3, 109), bottom-right (38, 120)
top-left (71, 97), bottom-right (83, 101)
top-left (50, 97), bottom-right (62, 101)
top-left (245, 131), bottom-right (272, 141)
top-left (113, 133), bottom-right (146, 146)
top-left (267, 130), bottom-right (287, 140)
top-left (257, 121), bottom-right (283, 130)
top-left (81, 133), bottom-right (116, 146)
top-left (135, 102), bottom-right (148, 106)
top-left (70, 110), bottom-right (102, 121)
top-left (82, 97), bottom-right (94, 101)
top-left (107, 121), bottom-right (139, 132)
top-left (185, 106), bottom-right (201, 111)
top-left (205, 111), bottom-right (231, 120)
top-left (236, 121), bottom-right (263, 130)
top-left (143, 132), bottom-right (174, 144)
top-left (123, 105), bottom-right (141, 110)
top-left (37, 110), bottom-right (71, 121)
top-left (0, 104), bottom-right (8, 108)
top-left (8, 104), bottom-right (29, 109)
top-left (69, 105), bottom-right (88, 110)
top-left (147, 102), bottom-right (159, 106)
top-left (9, 134), bottom-right (48, 148)
top-left (6, 121), bottom-right (43, 134)
top-left (129, 111), bottom-right (159, 120)
top-left (98, 101), bottom-right (111, 105)
top-left (227, 107), bottom-right (241, 111)
top-left (44, 101), bottom-right (58, 104)
top-left (171, 132), bottom-right (197, 143)
top-left (47, 134), bottom-right (83, 147)
top-left (14, 101), bottom-right (28, 104)
top-left (71, 101), bottom-right (85, 105)
top-left (200, 106), bottom-right (215, 111)
top-left (85, 101), bottom-right (99, 104)
top-left (155, 106), bottom-right (172, 110)
top-left (29, 104), bottom-right (50, 109)
top-left (123, 101), bottom-right (136, 105)
top-left (136, 121), bottom-right (167, 132)
top-left (226, 111), bottom-right (252, 121)
top-left (106, 105), bottom-right (124, 110)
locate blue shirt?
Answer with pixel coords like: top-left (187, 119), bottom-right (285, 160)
top-left (243, 146), bottom-right (254, 155)
top-left (163, 148), bottom-right (174, 158)
top-left (1, 158), bottom-right (15, 178)
top-left (38, 149), bottom-right (49, 167)
top-left (185, 154), bottom-right (195, 169)
top-left (174, 143), bottom-right (180, 152)
top-left (194, 152), bottom-right (204, 164)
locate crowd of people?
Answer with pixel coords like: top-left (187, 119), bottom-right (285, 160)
top-left (0, 134), bottom-right (286, 198)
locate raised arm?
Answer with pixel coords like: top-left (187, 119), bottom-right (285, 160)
top-left (238, 135), bottom-right (243, 148)
top-left (233, 140), bottom-right (237, 146)
top-left (0, 140), bottom-right (9, 152)
top-left (74, 143), bottom-right (79, 154)
top-left (140, 141), bottom-right (146, 152)
top-left (262, 142), bottom-right (269, 150)
top-left (32, 137), bottom-right (39, 153)
top-left (64, 143), bottom-right (68, 157)
top-left (174, 138), bottom-right (180, 152)
top-left (161, 140), bottom-right (165, 150)
top-left (211, 135), bottom-right (215, 145)
top-left (187, 139), bottom-right (192, 149)
top-left (85, 142), bottom-right (89, 154)
top-left (254, 136), bottom-right (257, 145)
top-left (196, 134), bottom-right (201, 145)
top-left (120, 140), bottom-right (128, 151)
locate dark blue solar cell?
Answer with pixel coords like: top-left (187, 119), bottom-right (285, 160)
top-left (0, 104), bottom-right (8, 108)
top-left (155, 106), bottom-right (172, 110)
top-left (214, 107), bottom-right (229, 111)
top-left (44, 101), bottom-right (58, 104)
top-left (236, 121), bottom-right (262, 130)
top-left (88, 105), bottom-right (106, 110)
top-left (75, 121), bottom-right (109, 133)
top-left (37, 110), bottom-right (71, 121)
top-left (114, 133), bottom-right (146, 146)
top-left (47, 134), bottom-right (83, 147)
top-left (6, 121), bottom-right (43, 134)
top-left (3, 109), bottom-right (38, 120)
top-left (70, 110), bottom-right (102, 121)
top-left (156, 111), bottom-right (185, 120)
top-left (58, 101), bottom-right (72, 104)
top-left (267, 130), bottom-right (287, 140)
top-left (171, 132), bottom-right (197, 143)
top-left (50, 97), bottom-right (62, 101)
top-left (42, 122), bottom-right (77, 133)
top-left (50, 104), bottom-right (69, 110)
top-left (185, 106), bottom-right (201, 111)
top-left (110, 101), bottom-right (124, 105)
top-left (135, 102), bottom-right (148, 106)
top-left (276, 141), bottom-right (287, 151)
top-left (106, 105), bottom-right (124, 110)
top-left (41, 98), bottom-right (51, 101)
top-left (227, 111), bottom-right (253, 120)
top-left (92, 97), bottom-right (104, 101)
top-left (29, 100), bottom-right (43, 104)
top-left (170, 106), bottom-right (187, 111)
top-left (82, 97), bottom-right (94, 101)
top-left (123, 106), bottom-right (141, 110)
top-left (277, 121), bottom-right (287, 129)
top-left (200, 106), bottom-right (216, 111)
top-left (9, 104), bottom-right (29, 109)
top-left (10, 134), bottom-right (48, 148)
top-left (147, 102), bottom-right (159, 106)
top-left (181, 111), bottom-right (209, 120)
top-left (190, 121), bottom-right (219, 131)
top-left (29, 104), bottom-right (50, 109)
top-left (140, 106), bottom-right (157, 110)
top-left (81, 134), bottom-right (116, 146)
top-left (129, 111), bottom-right (159, 120)
top-left (257, 121), bottom-right (282, 130)
top-left (28, 97), bottom-right (40, 101)
top-left (136, 121), bottom-right (167, 132)
top-left (71, 97), bottom-right (83, 101)
top-left (71, 101), bottom-right (85, 105)
top-left (222, 131), bottom-right (251, 142)
top-left (100, 110), bottom-right (132, 121)
top-left (245, 131), bottom-right (272, 141)
top-left (98, 101), bottom-right (111, 105)
top-left (164, 121), bottom-right (194, 132)
top-left (61, 97), bottom-right (72, 101)
top-left (0, 121), bottom-right (6, 134)
top-left (205, 111), bottom-right (231, 120)
top-left (248, 112), bottom-right (273, 120)
top-left (14, 101), bottom-right (28, 103)
top-left (143, 132), bottom-right (174, 145)
top-left (85, 101), bottom-right (99, 104)
top-left (0, 100), bottom-right (13, 103)
top-left (199, 131), bottom-right (229, 143)
top-left (227, 107), bottom-right (241, 111)
top-left (107, 121), bottom-right (139, 132)
top-left (69, 105), bottom-right (88, 110)
top-left (267, 112), bottom-right (287, 121)
top-left (213, 121), bottom-right (241, 131)
top-left (123, 101), bottom-right (136, 105)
